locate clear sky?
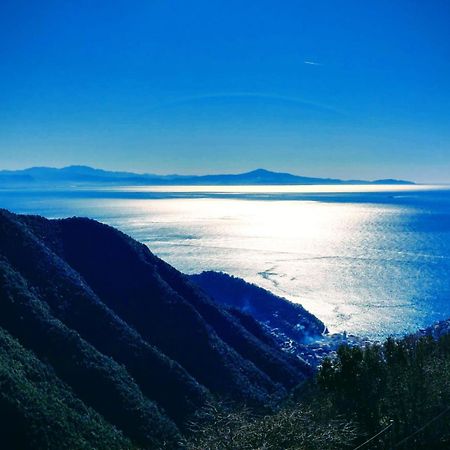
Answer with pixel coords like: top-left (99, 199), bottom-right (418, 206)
top-left (1, 1), bottom-right (449, 182)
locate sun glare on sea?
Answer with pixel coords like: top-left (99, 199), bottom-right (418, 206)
top-left (97, 195), bottom-right (412, 336)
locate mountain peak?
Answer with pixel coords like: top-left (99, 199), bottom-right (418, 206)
top-left (63, 165), bottom-right (99, 171)
top-left (246, 168), bottom-right (276, 175)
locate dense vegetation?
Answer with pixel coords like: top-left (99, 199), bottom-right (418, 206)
top-left (1, 209), bottom-right (449, 449)
top-left (189, 270), bottom-right (326, 342)
top-left (0, 326), bottom-right (136, 450)
top-left (316, 334), bottom-right (450, 449)
top-left (185, 400), bottom-right (357, 450)
top-left (0, 209), bottom-right (311, 449)
top-left (185, 334), bottom-right (450, 449)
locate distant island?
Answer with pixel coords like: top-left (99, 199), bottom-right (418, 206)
top-left (0, 165), bottom-right (415, 186)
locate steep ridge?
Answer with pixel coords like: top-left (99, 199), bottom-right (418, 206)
top-left (0, 210), bottom-right (209, 427)
top-left (42, 216), bottom-right (308, 396)
top-left (0, 258), bottom-right (180, 449)
top-left (0, 209), bottom-right (313, 448)
top-left (189, 271), bottom-right (326, 343)
top-left (136, 247), bottom-right (312, 385)
top-left (0, 325), bottom-right (135, 450)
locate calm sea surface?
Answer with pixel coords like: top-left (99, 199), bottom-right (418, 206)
top-left (1, 184), bottom-right (450, 339)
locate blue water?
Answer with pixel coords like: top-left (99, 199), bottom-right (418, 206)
top-left (1, 185), bottom-right (450, 339)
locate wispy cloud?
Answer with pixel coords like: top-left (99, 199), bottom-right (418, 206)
top-left (151, 92), bottom-right (344, 116)
top-left (303, 60), bottom-right (322, 66)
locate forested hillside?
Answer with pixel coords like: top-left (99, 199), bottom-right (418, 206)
top-left (0, 209), bottom-right (313, 449)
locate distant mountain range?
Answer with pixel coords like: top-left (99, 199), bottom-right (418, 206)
top-left (0, 165), bottom-right (415, 186)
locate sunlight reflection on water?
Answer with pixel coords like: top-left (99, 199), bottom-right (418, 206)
top-left (1, 185), bottom-right (450, 338)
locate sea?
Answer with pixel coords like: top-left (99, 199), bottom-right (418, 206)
top-left (1, 184), bottom-right (450, 340)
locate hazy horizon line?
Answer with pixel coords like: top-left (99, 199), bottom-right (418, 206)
top-left (0, 164), bottom-right (423, 182)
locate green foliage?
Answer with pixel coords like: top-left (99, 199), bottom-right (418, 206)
top-left (187, 334), bottom-right (450, 450)
top-left (0, 257), bottom-right (181, 449)
top-left (0, 207), bottom-right (309, 448)
top-left (4, 209), bottom-right (450, 450)
top-left (0, 326), bottom-right (136, 450)
top-left (317, 335), bottom-right (450, 448)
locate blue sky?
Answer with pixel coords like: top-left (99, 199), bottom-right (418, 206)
top-left (1, 0), bottom-right (449, 182)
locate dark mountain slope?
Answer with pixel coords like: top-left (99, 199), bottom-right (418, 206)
top-left (0, 209), bottom-right (316, 448)
top-left (0, 325), bottom-right (135, 450)
top-left (0, 210), bottom-right (209, 427)
top-left (149, 256), bottom-right (312, 384)
top-left (0, 257), bottom-right (180, 449)
top-left (189, 271), bottom-right (326, 343)
top-left (43, 216), bottom-right (308, 396)
top-left (226, 307), bottom-right (280, 347)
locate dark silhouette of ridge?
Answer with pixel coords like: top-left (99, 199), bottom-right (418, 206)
top-left (0, 326), bottom-right (135, 450)
top-left (0, 209), bottom-right (315, 449)
top-left (189, 271), bottom-right (326, 344)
